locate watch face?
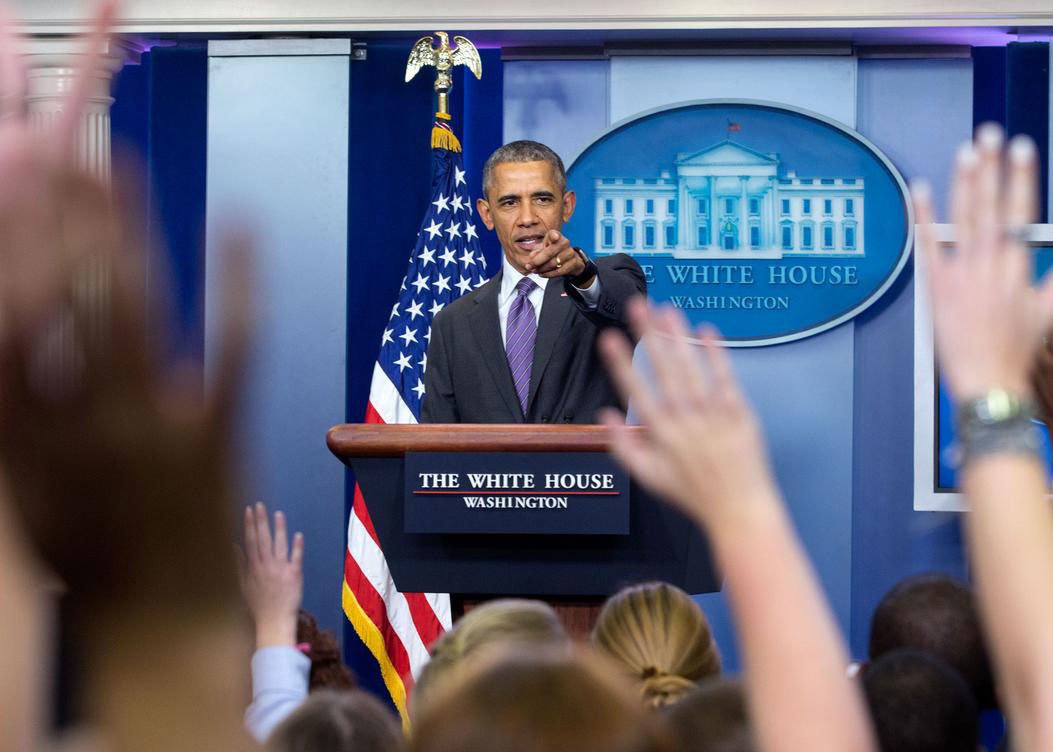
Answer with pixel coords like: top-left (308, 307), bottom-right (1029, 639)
top-left (979, 391), bottom-right (1017, 423)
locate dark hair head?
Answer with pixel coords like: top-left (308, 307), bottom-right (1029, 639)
top-left (482, 141), bottom-right (567, 198)
top-left (592, 581), bottom-right (721, 708)
top-left (409, 646), bottom-right (675, 752)
top-left (266, 689), bottom-right (403, 752)
top-left (297, 609), bottom-right (355, 690)
top-left (663, 677), bottom-right (754, 752)
top-left (868, 573), bottom-right (994, 707)
top-left (862, 649), bottom-right (978, 752)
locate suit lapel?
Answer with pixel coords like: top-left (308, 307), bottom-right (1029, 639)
top-left (528, 279), bottom-right (574, 410)
top-left (468, 271), bottom-right (524, 421)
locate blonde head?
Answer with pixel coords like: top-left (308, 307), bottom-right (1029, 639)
top-left (413, 599), bottom-right (568, 713)
top-left (592, 582), bottom-right (721, 708)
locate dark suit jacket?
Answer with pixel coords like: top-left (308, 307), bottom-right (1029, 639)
top-left (421, 253), bottom-right (646, 424)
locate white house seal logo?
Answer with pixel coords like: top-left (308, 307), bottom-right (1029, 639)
top-left (565, 100), bottom-right (912, 346)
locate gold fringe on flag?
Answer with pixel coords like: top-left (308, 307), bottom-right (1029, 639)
top-left (431, 112), bottom-right (462, 153)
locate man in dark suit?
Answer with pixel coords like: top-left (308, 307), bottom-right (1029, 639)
top-left (422, 140), bottom-right (646, 424)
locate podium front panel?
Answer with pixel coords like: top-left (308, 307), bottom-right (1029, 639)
top-left (355, 456), bottom-right (719, 597)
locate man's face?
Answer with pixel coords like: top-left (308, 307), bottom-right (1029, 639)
top-left (477, 160), bottom-right (576, 274)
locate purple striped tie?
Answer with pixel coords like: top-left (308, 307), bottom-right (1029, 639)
top-left (506, 277), bottom-right (538, 415)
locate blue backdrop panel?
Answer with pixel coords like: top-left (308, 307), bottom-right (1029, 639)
top-left (934, 44), bottom-right (1050, 491)
top-left (454, 48), bottom-right (505, 272)
top-left (973, 47), bottom-right (1008, 132)
top-left (613, 56), bottom-right (858, 670)
top-left (503, 60), bottom-right (610, 166)
top-left (1006, 43), bottom-right (1050, 222)
top-left (111, 44), bottom-right (209, 356)
top-left (609, 55), bottom-right (858, 128)
top-left (851, 57), bottom-right (973, 654)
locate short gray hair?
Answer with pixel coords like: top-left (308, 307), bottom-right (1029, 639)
top-left (481, 140), bottom-right (567, 198)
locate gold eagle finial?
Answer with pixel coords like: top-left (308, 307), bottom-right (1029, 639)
top-left (405, 32), bottom-right (482, 116)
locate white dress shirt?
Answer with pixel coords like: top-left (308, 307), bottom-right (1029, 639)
top-left (498, 255), bottom-right (602, 345)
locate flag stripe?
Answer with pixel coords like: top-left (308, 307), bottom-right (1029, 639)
top-left (351, 484), bottom-right (446, 663)
top-left (403, 591), bottom-right (447, 648)
top-left (347, 497), bottom-right (432, 675)
top-left (344, 531), bottom-right (413, 681)
top-left (352, 480), bottom-right (382, 548)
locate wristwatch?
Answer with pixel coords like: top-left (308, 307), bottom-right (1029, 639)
top-left (958, 389), bottom-right (1034, 426)
top-left (569, 247), bottom-right (598, 287)
top-left (956, 389), bottom-right (1043, 465)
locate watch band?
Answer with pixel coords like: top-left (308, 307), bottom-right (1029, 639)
top-left (569, 247), bottom-right (598, 287)
top-left (956, 389), bottom-right (1043, 466)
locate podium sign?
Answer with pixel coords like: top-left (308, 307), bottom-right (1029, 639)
top-left (405, 452), bottom-right (630, 535)
top-left (329, 424), bottom-right (719, 596)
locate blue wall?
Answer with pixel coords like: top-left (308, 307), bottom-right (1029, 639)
top-left (112, 40), bottom-right (1050, 676)
top-left (850, 58), bottom-right (974, 654)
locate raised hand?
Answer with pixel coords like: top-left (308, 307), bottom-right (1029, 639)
top-left (598, 299), bottom-right (779, 531)
top-left (913, 124), bottom-right (1053, 401)
top-left (598, 299), bottom-right (876, 752)
top-left (240, 502), bottom-right (305, 648)
top-left (915, 125), bottom-right (1053, 752)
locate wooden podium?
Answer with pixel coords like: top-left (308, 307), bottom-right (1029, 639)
top-left (327, 424), bottom-right (718, 637)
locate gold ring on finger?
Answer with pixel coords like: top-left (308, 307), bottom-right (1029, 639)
top-left (555, 254), bottom-right (562, 268)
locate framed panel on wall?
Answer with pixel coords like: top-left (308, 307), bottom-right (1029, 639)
top-left (913, 223), bottom-right (1053, 511)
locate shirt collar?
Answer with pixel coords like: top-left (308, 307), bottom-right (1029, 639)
top-left (500, 254), bottom-right (548, 305)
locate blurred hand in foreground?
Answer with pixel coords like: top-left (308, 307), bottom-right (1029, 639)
top-left (0, 3), bottom-right (256, 750)
top-left (597, 301), bottom-right (876, 752)
top-left (0, 0), bottom-right (251, 611)
top-left (913, 124), bottom-right (1053, 401)
top-left (598, 299), bottom-right (779, 532)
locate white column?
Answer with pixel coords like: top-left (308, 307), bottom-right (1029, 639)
top-left (21, 39), bottom-right (132, 392)
top-left (23, 38), bottom-right (128, 183)
top-left (738, 176), bottom-right (749, 250)
top-left (708, 176), bottom-right (716, 247)
top-left (768, 175), bottom-right (778, 247)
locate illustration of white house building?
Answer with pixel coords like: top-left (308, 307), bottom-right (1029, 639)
top-left (593, 140), bottom-right (865, 259)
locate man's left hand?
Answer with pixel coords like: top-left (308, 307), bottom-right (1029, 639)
top-left (526, 230), bottom-right (589, 282)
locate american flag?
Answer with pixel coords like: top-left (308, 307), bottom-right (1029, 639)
top-left (342, 116), bottom-right (487, 726)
